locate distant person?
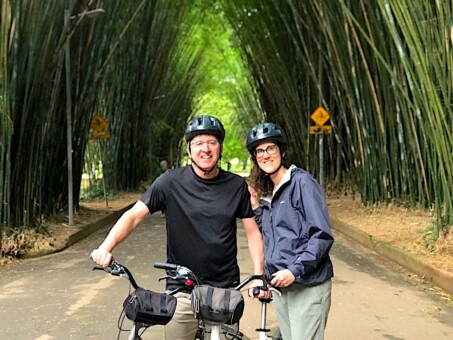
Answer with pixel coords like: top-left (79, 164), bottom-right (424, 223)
top-left (91, 115), bottom-right (266, 340)
top-left (154, 159), bottom-right (169, 180)
top-left (246, 122), bottom-right (334, 340)
top-left (160, 159), bottom-right (169, 172)
top-left (227, 161), bottom-right (232, 172)
top-left (91, 163), bottom-right (98, 179)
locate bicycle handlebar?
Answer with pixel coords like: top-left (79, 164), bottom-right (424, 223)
top-left (154, 262), bottom-right (177, 270)
top-left (153, 262), bottom-right (279, 298)
top-left (235, 274), bottom-right (265, 290)
top-left (92, 261), bottom-right (140, 290)
top-left (93, 260), bottom-right (280, 298)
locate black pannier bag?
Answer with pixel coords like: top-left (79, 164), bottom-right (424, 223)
top-left (191, 285), bottom-right (244, 324)
top-left (123, 287), bottom-right (177, 325)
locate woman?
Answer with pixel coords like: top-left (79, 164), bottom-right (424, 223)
top-left (246, 122), bottom-right (334, 340)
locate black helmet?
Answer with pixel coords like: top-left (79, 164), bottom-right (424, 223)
top-left (246, 122), bottom-right (286, 154)
top-left (184, 115), bottom-right (225, 142)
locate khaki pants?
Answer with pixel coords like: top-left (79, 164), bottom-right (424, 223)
top-left (165, 292), bottom-right (198, 340)
top-left (272, 279), bottom-right (332, 340)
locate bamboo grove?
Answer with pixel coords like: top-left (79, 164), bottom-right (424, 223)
top-left (0, 0), bottom-right (452, 241)
top-left (223, 0), bottom-right (452, 234)
top-left (0, 0), bottom-right (201, 232)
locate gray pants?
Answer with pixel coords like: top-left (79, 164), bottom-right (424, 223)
top-left (272, 279), bottom-right (332, 340)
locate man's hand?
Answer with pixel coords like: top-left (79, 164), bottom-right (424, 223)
top-left (90, 248), bottom-right (113, 268)
top-left (271, 269), bottom-right (295, 288)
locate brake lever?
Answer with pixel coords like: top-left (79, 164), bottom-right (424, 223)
top-left (92, 266), bottom-right (107, 272)
top-left (260, 276), bottom-right (282, 296)
top-left (92, 262), bottom-right (123, 276)
top-left (269, 286), bottom-right (282, 296)
top-left (158, 275), bottom-right (171, 282)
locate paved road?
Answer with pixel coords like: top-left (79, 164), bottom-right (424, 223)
top-left (1, 215), bottom-right (452, 339)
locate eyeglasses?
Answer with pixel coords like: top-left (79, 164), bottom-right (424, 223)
top-left (190, 140), bottom-right (219, 149)
top-left (254, 145), bottom-right (279, 158)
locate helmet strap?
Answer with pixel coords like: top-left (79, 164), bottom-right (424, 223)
top-left (191, 158), bottom-right (220, 176)
top-left (264, 160), bottom-right (283, 176)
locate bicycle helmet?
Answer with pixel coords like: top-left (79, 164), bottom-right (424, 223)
top-left (246, 122), bottom-right (286, 155)
top-left (184, 115), bottom-right (225, 142)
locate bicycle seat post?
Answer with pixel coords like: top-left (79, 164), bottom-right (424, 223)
top-left (256, 299), bottom-right (271, 339)
top-left (211, 324), bottom-right (221, 340)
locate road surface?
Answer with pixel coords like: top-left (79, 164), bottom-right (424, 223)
top-left (1, 215), bottom-right (452, 339)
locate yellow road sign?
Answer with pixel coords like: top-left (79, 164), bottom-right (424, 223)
top-left (90, 114), bottom-right (108, 132)
top-left (309, 125), bottom-right (332, 134)
top-left (89, 114), bottom-right (110, 140)
top-left (310, 107), bottom-right (330, 126)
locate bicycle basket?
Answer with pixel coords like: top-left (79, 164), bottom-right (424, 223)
top-left (191, 285), bottom-right (244, 324)
top-left (123, 287), bottom-right (177, 325)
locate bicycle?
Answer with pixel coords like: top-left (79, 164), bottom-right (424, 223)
top-left (93, 260), bottom-right (281, 340)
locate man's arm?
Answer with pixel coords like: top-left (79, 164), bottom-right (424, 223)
top-left (90, 200), bottom-right (151, 267)
top-left (241, 216), bottom-right (264, 275)
top-left (242, 216), bottom-right (271, 298)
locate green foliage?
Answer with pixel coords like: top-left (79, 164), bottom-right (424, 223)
top-left (186, 0), bottom-right (261, 163)
top-left (222, 0), bottom-right (453, 236)
top-left (419, 220), bottom-right (442, 252)
top-left (3, 0), bottom-right (452, 240)
top-left (80, 179), bottom-right (106, 201)
top-left (96, 0), bottom-right (196, 192)
top-left (1, 0), bottom-right (200, 229)
top-left (0, 0), bottom-right (13, 230)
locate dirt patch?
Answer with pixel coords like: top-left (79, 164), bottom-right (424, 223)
top-left (327, 192), bottom-right (453, 273)
top-left (0, 193), bottom-right (140, 264)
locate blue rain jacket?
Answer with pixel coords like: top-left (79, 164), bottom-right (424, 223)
top-left (253, 165), bottom-right (334, 286)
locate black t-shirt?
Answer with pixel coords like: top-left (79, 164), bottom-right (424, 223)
top-left (140, 166), bottom-right (254, 288)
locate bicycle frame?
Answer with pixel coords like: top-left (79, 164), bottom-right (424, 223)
top-left (155, 262), bottom-right (238, 340)
top-left (93, 261), bottom-right (279, 340)
top-left (155, 262), bottom-right (279, 340)
top-left (209, 324), bottom-right (221, 340)
top-left (256, 296), bottom-right (273, 340)
top-left (127, 322), bottom-right (142, 340)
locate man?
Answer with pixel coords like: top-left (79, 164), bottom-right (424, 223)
top-left (91, 115), bottom-right (265, 339)
top-left (154, 159), bottom-right (169, 179)
top-left (160, 159), bottom-right (169, 171)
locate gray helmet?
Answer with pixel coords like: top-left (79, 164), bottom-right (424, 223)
top-left (246, 122), bottom-right (286, 154)
top-left (185, 115), bottom-right (225, 142)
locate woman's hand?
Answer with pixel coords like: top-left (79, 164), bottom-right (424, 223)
top-left (271, 269), bottom-right (296, 288)
top-left (248, 185), bottom-right (260, 210)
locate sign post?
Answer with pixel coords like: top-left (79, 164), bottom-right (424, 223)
top-left (309, 107), bottom-right (332, 188)
top-left (89, 114), bottom-right (110, 207)
top-left (64, 7), bottom-right (104, 225)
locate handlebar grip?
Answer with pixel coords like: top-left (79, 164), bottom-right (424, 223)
top-left (154, 262), bottom-right (177, 270)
